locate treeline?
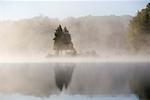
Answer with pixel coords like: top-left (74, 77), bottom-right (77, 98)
top-left (127, 3), bottom-right (150, 55)
top-left (0, 15), bottom-right (132, 56)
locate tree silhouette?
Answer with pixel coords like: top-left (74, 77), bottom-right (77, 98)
top-left (53, 25), bottom-right (76, 55)
top-left (53, 25), bottom-right (64, 54)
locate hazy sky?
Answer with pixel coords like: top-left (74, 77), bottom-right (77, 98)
top-left (0, 0), bottom-right (149, 20)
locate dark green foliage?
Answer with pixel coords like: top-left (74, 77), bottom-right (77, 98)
top-left (129, 3), bottom-right (150, 34)
top-left (128, 3), bottom-right (150, 53)
top-left (53, 25), bottom-right (64, 51)
top-left (53, 25), bottom-right (76, 55)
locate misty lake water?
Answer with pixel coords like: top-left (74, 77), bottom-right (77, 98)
top-left (0, 61), bottom-right (148, 100)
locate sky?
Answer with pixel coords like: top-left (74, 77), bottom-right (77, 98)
top-left (0, 0), bottom-right (149, 20)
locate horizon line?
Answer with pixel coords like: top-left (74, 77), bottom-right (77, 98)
top-left (0, 14), bottom-right (133, 21)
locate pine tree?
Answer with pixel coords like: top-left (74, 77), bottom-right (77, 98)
top-left (53, 25), bottom-right (77, 55)
top-left (53, 25), bottom-right (64, 53)
top-left (127, 3), bottom-right (150, 54)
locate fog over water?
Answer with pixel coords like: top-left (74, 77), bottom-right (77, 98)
top-left (0, 15), bottom-right (132, 57)
top-left (0, 93), bottom-right (138, 100)
top-left (0, 61), bottom-right (148, 98)
top-left (0, 4), bottom-right (148, 100)
top-left (0, 15), bottom-right (148, 100)
top-left (0, 1), bottom-right (149, 100)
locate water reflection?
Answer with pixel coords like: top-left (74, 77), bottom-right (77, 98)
top-left (0, 62), bottom-right (149, 99)
top-left (54, 63), bottom-right (75, 91)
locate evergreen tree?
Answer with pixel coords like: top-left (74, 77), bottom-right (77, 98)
top-left (128, 3), bottom-right (150, 53)
top-left (53, 25), bottom-right (77, 55)
top-left (53, 25), bottom-right (64, 51)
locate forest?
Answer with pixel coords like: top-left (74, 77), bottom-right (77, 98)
top-left (0, 3), bottom-right (149, 57)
